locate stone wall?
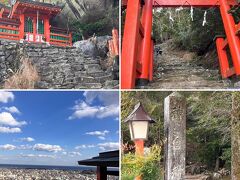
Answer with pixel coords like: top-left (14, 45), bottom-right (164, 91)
top-left (0, 40), bottom-right (118, 89)
top-left (0, 41), bottom-right (21, 84)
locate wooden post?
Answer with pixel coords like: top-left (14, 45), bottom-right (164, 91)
top-left (44, 18), bottom-right (50, 43)
top-left (69, 32), bottom-right (72, 46)
top-left (33, 17), bottom-right (36, 42)
top-left (135, 139), bottom-right (144, 180)
top-left (97, 166), bottom-right (107, 180)
top-left (164, 92), bottom-right (186, 180)
top-left (112, 29), bottom-right (119, 56)
top-left (19, 14), bottom-right (25, 40)
top-left (232, 92), bottom-right (240, 180)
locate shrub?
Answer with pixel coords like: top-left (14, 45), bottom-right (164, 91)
top-left (4, 57), bottom-right (39, 89)
top-left (70, 7), bottom-right (118, 42)
top-left (121, 144), bottom-right (163, 180)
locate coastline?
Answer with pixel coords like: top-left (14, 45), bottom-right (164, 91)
top-left (0, 167), bottom-right (119, 180)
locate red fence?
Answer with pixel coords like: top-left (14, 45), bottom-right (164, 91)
top-left (0, 20), bottom-right (72, 47)
top-left (0, 18), bottom-right (20, 40)
top-left (50, 26), bottom-right (72, 47)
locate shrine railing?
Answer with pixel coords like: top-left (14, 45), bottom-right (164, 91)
top-left (0, 20), bottom-right (72, 47)
top-left (50, 26), bottom-right (72, 47)
top-left (0, 18), bottom-right (20, 41)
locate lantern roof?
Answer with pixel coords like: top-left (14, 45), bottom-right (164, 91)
top-left (124, 102), bottom-right (155, 123)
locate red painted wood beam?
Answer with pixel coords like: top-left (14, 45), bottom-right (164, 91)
top-left (121, 0), bottom-right (141, 89)
top-left (139, 0), bottom-right (153, 81)
top-left (122, 0), bottom-right (237, 7)
top-left (19, 14), bottom-right (24, 40)
top-left (219, 0), bottom-right (240, 75)
top-left (216, 37), bottom-right (232, 78)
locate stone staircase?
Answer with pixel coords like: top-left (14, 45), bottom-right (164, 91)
top-left (23, 43), bottom-right (118, 89)
top-left (148, 41), bottom-right (233, 89)
top-left (184, 175), bottom-right (211, 180)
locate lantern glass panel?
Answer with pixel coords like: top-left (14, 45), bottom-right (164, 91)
top-left (129, 121), bottom-right (149, 140)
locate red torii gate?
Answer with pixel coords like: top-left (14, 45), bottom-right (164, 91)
top-left (121, 0), bottom-right (240, 89)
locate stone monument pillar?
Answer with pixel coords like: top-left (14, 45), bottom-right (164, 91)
top-left (164, 92), bottom-right (186, 180)
top-left (232, 93), bottom-right (240, 180)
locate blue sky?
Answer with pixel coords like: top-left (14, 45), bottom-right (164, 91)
top-left (0, 91), bottom-right (119, 166)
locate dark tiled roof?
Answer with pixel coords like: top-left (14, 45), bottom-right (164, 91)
top-left (78, 150), bottom-right (119, 167)
top-left (19, 0), bottom-right (61, 9)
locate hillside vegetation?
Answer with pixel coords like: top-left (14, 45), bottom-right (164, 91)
top-left (152, 7), bottom-right (239, 54)
top-left (121, 92), bottom-right (237, 175)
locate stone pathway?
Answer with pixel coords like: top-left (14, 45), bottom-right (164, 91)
top-left (148, 40), bottom-right (232, 89)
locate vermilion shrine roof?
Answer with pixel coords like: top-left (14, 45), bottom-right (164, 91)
top-left (0, 0), bottom-right (62, 18)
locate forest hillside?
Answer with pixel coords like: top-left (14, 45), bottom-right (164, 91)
top-left (121, 91), bottom-right (240, 179)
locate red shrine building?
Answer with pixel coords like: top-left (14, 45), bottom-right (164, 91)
top-left (0, 0), bottom-right (72, 46)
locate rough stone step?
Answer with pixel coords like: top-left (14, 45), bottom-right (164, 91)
top-left (155, 72), bottom-right (220, 80)
top-left (184, 175), bottom-right (211, 180)
top-left (87, 71), bottom-right (109, 77)
top-left (150, 80), bottom-right (226, 89)
top-left (75, 83), bottom-right (102, 89)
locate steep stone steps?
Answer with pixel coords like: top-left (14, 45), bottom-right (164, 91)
top-left (23, 43), bottom-right (117, 89)
top-left (184, 175), bottom-right (210, 180)
top-left (148, 41), bottom-right (231, 89)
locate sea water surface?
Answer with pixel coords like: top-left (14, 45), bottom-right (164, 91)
top-left (0, 164), bottom-right (96, 171)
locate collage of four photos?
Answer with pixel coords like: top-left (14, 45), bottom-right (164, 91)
top-left (0, 0), bottom-right (239, 179)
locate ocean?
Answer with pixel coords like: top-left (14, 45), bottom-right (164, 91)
top-left (0, 164), bottom-right (96, 171)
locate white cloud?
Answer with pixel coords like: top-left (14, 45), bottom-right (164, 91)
top-left (68, 101), bottom-right (99, 120)
top-left (0, 112), bottom-right (27, 127)
top-left (18, 145), bottom-right (32, 150)
top-left (0, 127), bottom-right (21, 133)
top-left (96, 105), bottom-right (119, 119)
top-left (0, 92), bottom-right (14, 103)
top-left (98, 136), bottom-right (106, 140)
top-left (75, 144), bottom-right (95, 150)
top-left (33, 144), bottom-right (63, 153)
top-left (4, 106), bottom-right (21, 114)
top-left (98, 142), bottom-right (119, 151)
top-left (0, 144), bottom-right (16, 150)
top-left (20, 154), bottom-right (56, 158)
top-left (19, 137), bottom-right (35, 142)
top-left (86, 130), bottom-right (109, 136)
top-left (69, 152), bottom-right (81, 156)
top-left (68, 101), bottom-right (119, 120)
top-left (83, 91), bottom-right (119, 106)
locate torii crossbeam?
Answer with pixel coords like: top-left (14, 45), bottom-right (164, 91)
top-left (121, 0), bottom-right (240, 89)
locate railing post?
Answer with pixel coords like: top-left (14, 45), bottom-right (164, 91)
top-left (33, 17), bottom-right (36, 42)
top-left (112, 28), bottom-right (119, 56)
top-left (219, 0), bottom-right (240, 75)
top-left (44, 18), bottom-right (50, 43)
top-left (19, 14), bottom-right (25, 40)
top-left (69, 32), bottom-right (72, 46)
top-left (138, 0), bottom-right (153, 83)
top-left (121, 0), bottom-right (141, 89)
